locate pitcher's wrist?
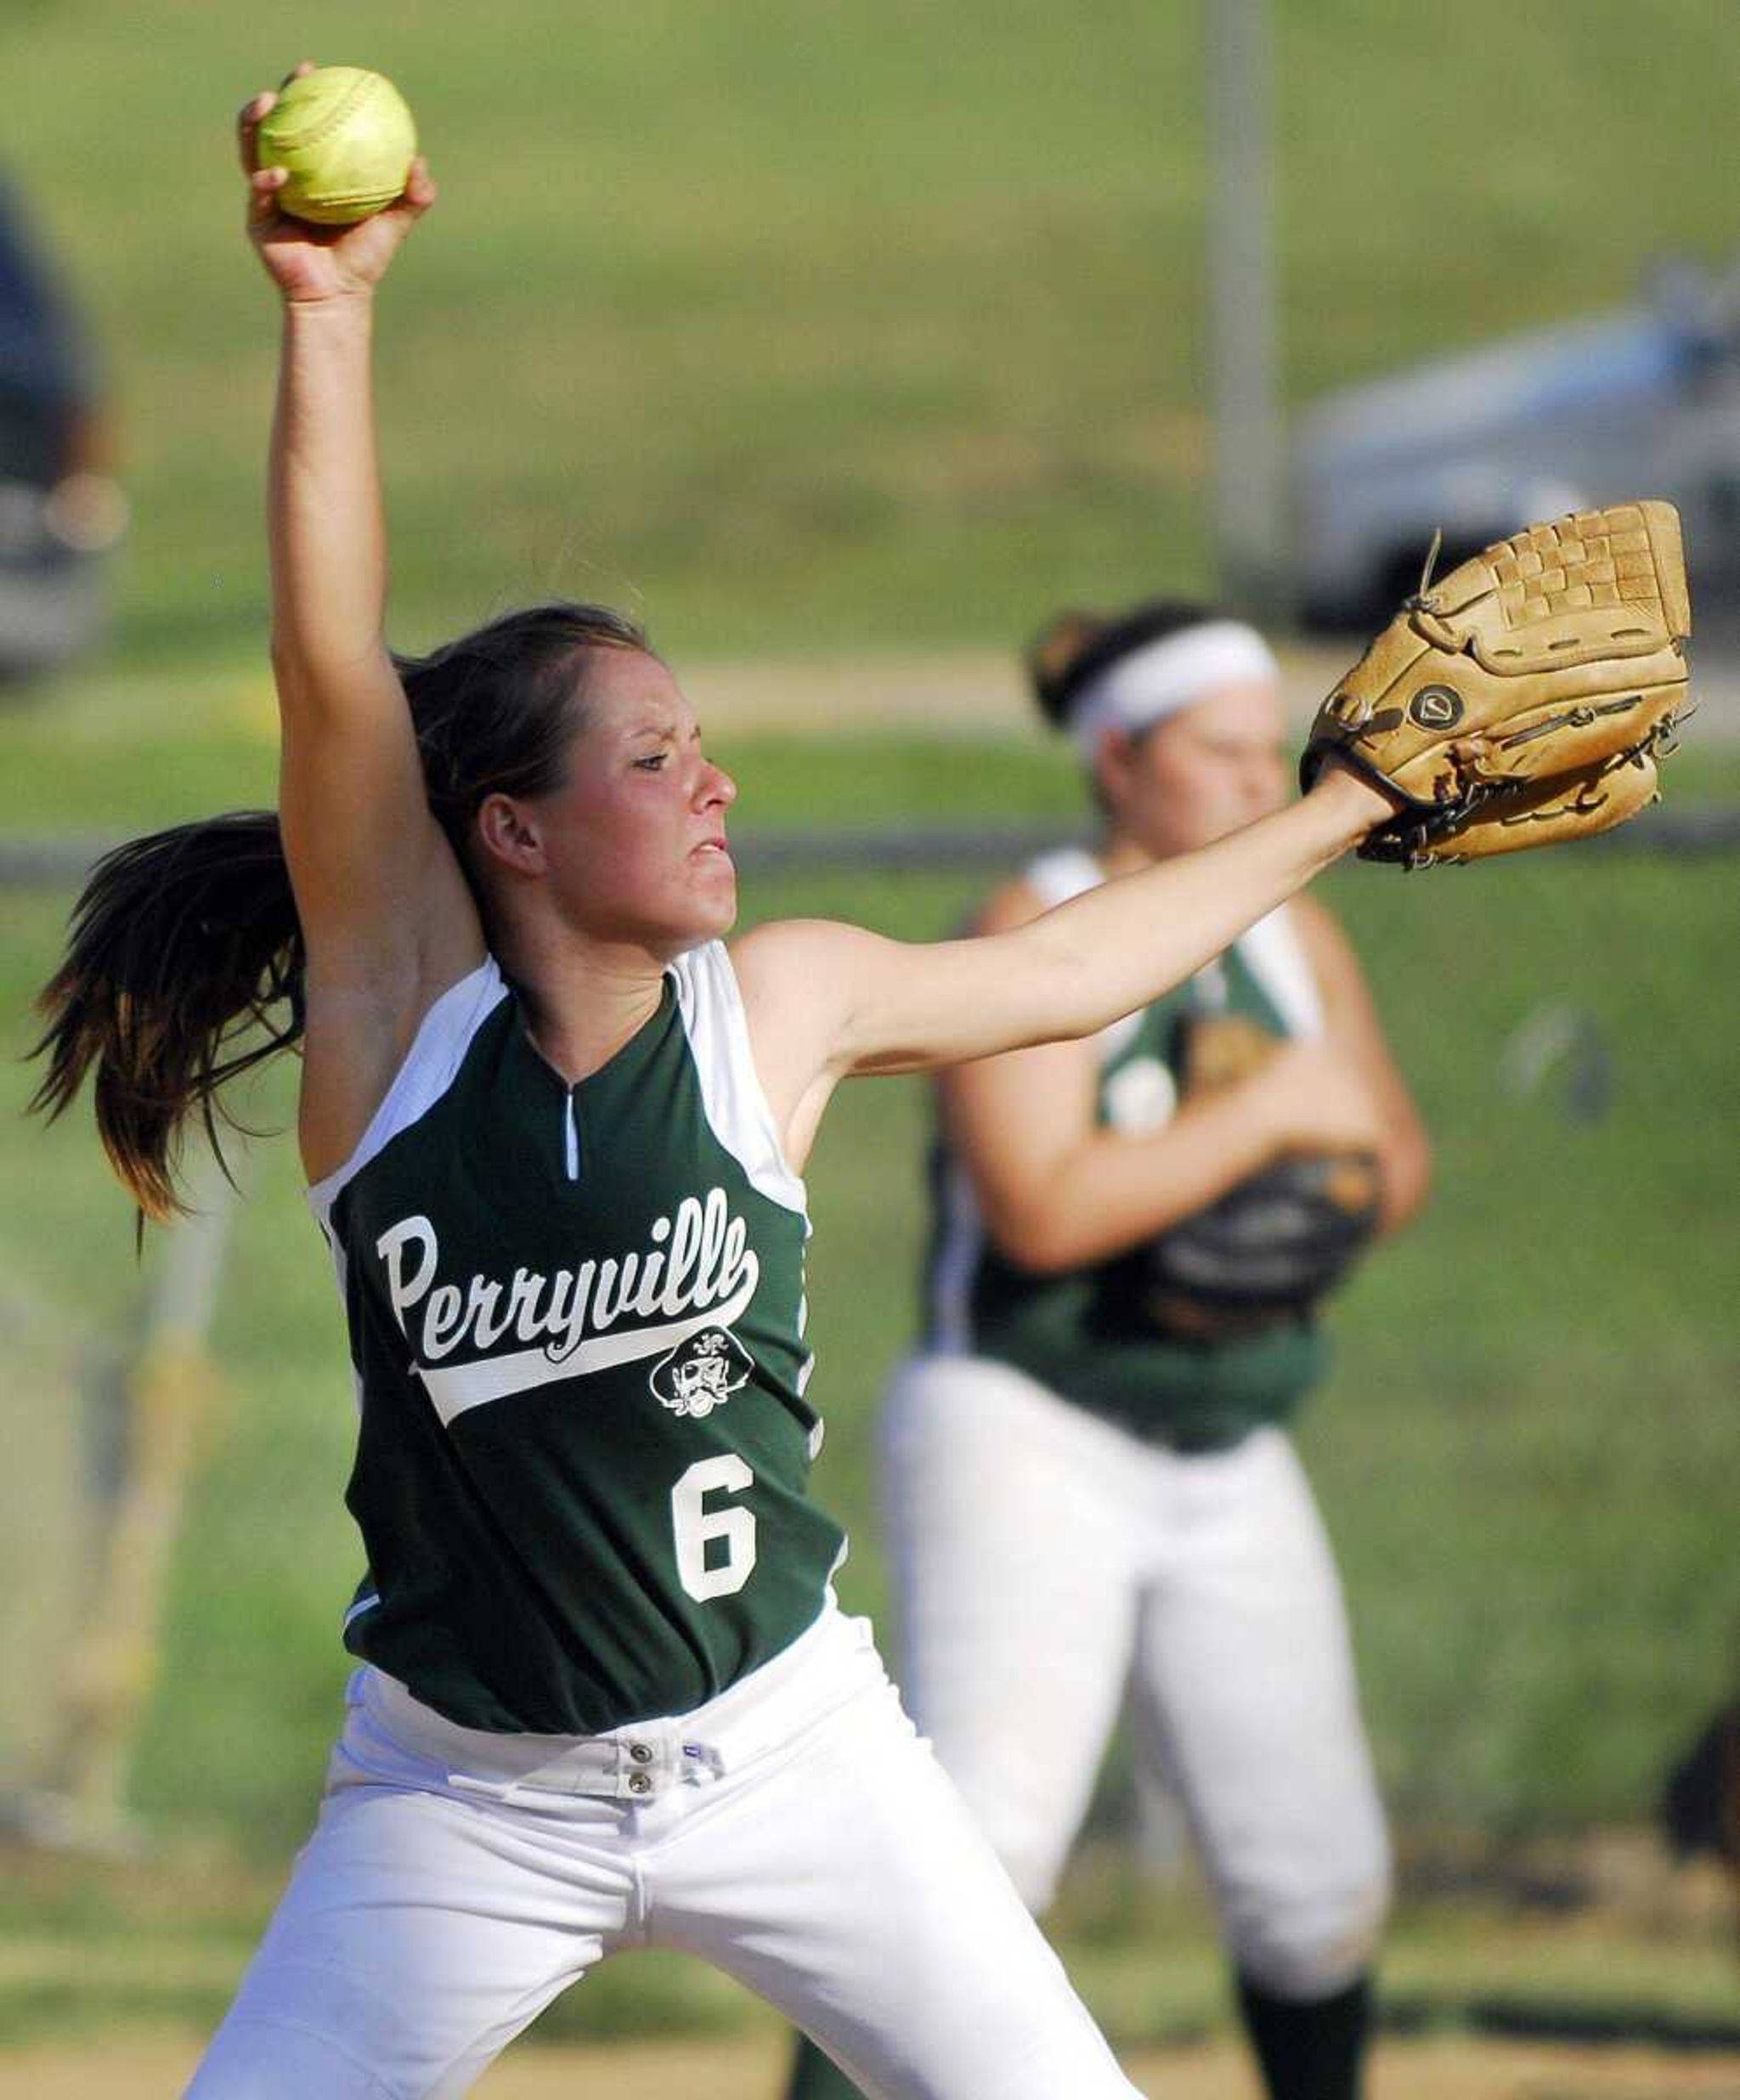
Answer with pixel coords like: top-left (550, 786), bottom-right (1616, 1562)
top-left (1309, 759), bottom-right (1402, 844)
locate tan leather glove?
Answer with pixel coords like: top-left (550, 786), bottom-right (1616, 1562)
top-left (1302, 501), bottom-right (1692, 867)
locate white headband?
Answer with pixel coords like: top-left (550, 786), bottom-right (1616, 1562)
top-left (1067, 619), bottom-right (1280, 764)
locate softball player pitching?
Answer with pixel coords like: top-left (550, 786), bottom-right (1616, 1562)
top-left (786, 601), bottom-right (1432, 2100)
top-left (31, 75), bottom-right (1410, 2100)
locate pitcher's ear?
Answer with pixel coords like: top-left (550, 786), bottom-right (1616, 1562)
top-left (475, 793), bottom-right (545, 875)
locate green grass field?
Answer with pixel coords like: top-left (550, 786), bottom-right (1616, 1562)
top-left (2, 1843), bottom-right (1735, 2056)
top-left (5, 3), bottom-right (1740, 660)
top-left (6, 793), bottom-right (1740, 2056)
top-left (4, 733), bottom-right (1737, 1852)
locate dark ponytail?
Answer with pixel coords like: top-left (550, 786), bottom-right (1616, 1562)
top-left (31, 600), bottom-right (647, 1222)
top-left (31, 815), bottom-right (303, 1223)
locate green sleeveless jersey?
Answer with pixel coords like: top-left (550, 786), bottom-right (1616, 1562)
top-left (308, 943), bottom-right (844, 1735)
top-left (924, 849), bottom-right (1330, 1449)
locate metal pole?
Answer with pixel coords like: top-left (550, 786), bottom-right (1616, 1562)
top-left (1206, 0), bottom-right (1291, 621)
top-left (47, 1157), bottom-right (238, 1848)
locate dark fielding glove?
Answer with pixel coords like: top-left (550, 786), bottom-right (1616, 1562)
top-left (1302, 501), bottom-right (1692, 867)
top-left (1143, 1014), bottom-right (1381, 1342)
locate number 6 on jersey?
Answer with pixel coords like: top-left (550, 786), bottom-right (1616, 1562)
top-left (672, 1454), bottom-right (758, 1600)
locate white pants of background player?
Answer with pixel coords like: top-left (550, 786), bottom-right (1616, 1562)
top-left (185, 1600), bottom-right (1140, 2100)
top-left (884, 1353), bottom-right (1391, 2001)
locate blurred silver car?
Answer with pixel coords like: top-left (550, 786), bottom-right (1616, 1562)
top-left (1291, 258), bottom-right (1740, 628)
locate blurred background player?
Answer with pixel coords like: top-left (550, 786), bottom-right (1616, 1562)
top-left (0, 164), bottom-right (126, 686)
top-left (786, 600), bottom-right (1432, 2100)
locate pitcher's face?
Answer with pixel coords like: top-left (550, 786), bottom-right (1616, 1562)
top-left (489, 649), bottom-right (739, 953)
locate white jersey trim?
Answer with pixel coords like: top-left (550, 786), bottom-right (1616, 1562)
top-left (674, 941), bottom-right (810, 1220)
top-left (1024, 847), bottom-right (1324, 1058)
top-left (1024, 846), bottom-right (1144, 1058)
top-left (924, 850), bottom-right (1324, 1352)
top-left (306, 958), bottom-right (511, 1228)
top-left (1024, 844), bottom-right (1104, 911)
top-left (1237, 907), bottom-right (1325, 1039)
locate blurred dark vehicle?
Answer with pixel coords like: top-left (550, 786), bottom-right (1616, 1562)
top-left (0, 168), bottom-right (125, 686)
top-left (1291, 256), bottom-right (1740, 629)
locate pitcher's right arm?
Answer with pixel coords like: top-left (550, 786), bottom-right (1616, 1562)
top-left (240, 72), bottom-right (483, 1180)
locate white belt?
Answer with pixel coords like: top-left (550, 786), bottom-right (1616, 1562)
top-left (357, 1597), bottom-right (878, 1804)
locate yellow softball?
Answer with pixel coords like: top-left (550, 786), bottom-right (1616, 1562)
top-left (255, 66), bottom-right (417, 227)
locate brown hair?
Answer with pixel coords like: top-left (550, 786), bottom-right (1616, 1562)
top-left (31, 601), bottom-right (647, 1223)
top-left (1025, 597), bottom-right (1230, 731)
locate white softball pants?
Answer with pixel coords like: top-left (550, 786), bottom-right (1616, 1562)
top-left (884, 1354), bottom-right (1392, 2000)
top-left (184, 1600), bottom-right (1140, 2100)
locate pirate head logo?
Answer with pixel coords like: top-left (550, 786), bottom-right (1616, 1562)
top-left (1408, 684), bottom-right (1464, 731)
top-left (651, 1326), bottom-right (754, 1420)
